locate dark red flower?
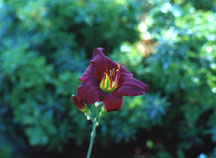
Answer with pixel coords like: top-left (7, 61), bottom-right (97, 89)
top-left (73, 48), bottom-right (148, 112)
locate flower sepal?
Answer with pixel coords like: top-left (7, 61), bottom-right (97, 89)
top-left (72, 95), bottom-right (90, 113)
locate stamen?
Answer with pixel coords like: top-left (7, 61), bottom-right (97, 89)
top-left (109, 76), bottom-right (113, 90)
top-left (117, 64), bottom-right (120, 70)
top-left (115, 69), bottom-right (120, 82)
top-left (100, 65), bottom-right (121, 93)
top-left (112, 68), bottom-right (115, 76)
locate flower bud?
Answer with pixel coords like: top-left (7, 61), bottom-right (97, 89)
top-left (95, 102), bottom-right (100, 108)
top-left (72, 95), bottom-right (87, 112)
top-left (86, 115), bottom-right (91, 120)
top-left (96, 122), bottom-right (99, 126)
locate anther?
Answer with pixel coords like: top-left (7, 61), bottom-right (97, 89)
top-left (117, 64), bottom-right (120, 70)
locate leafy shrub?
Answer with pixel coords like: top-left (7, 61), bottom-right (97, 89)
top-left (1, 0), bottom-right (216, 157)
top-left (0, 0), bottom-right (142, 156)
top-left (110, 0), bottom-right (216, 157)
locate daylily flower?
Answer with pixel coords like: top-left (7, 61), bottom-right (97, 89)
top-left (73, 48), bottom-right (148, 112)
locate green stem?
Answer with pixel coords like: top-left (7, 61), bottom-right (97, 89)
top-left (86, 122), bottom-right (97, 158)
top-left (86, 103), bottom-right (102, 158)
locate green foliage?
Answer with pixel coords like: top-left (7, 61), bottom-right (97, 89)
top-left (147, 2), bottom-right (216, 150)
top-left (1, 0), bottom-right (216, 157)
top-left (0, 0), bottom-right (142, 156)
top-left (100, 94), bottom-right (170, 143)
top-left (111, 0), bottom-right (216, 157)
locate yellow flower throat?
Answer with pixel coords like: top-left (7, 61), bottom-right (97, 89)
top-left (99, 64), bottom-right (120, 93)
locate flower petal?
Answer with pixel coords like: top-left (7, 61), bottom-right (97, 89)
top-left (102, 94), bottom-right (123, 112)
top-left (77, 76), bottom-right (106, 105)
top-left (79, 48), bottom-right (120, 82)
top-left (91, 48), bottom-right (118, 74)
top-left (113, 73), bottom-right (148, 96)
top-left (79, 64), bottom-right (94, 81)
top-left (93, 48), bottom-right (132, 75)
top-left (119, 64), bottom-right (133, 76)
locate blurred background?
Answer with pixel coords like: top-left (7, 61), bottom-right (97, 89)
top-left (0, 0), bottom-right (216, 157)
